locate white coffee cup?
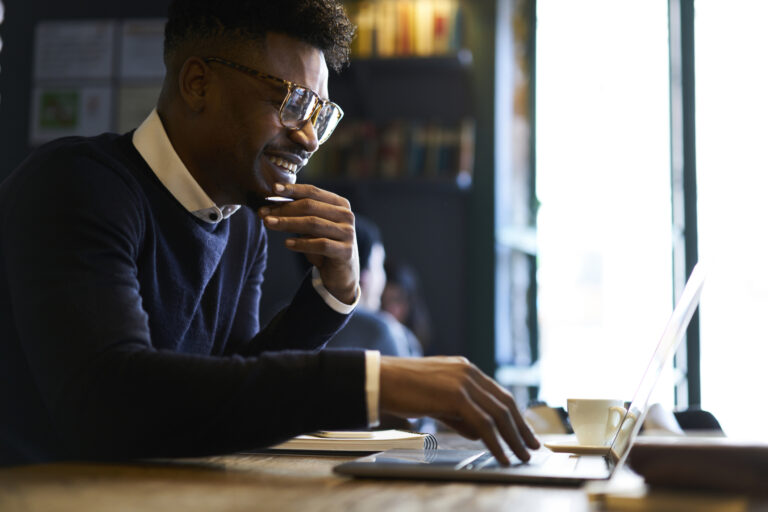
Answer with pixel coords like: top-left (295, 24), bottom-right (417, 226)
top-left (567, 398), bottom-right (626, 446)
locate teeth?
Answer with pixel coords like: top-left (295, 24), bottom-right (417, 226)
top-left (268, 156), bottom-right (299, 174)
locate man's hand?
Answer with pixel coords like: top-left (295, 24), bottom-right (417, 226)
top-left (258, 182), bottom-right (359, 304)
top-left (379, 356), bottom-right (541, 465)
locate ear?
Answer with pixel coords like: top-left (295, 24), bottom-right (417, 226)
top-left (177, 57), bottom-right (211, 113)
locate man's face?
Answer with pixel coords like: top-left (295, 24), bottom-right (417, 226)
top-left (201, 32), bottom-right (330, 204)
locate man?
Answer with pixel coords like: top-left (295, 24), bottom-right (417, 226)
top-left (0, 0), bottom-right (538, 466)
top-left (327, 215), bottom-right (421, 357)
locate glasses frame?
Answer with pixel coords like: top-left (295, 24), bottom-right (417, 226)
top-left (203, 56), bottom-right (343, 145)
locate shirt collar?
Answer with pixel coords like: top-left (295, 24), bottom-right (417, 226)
top-left (131, 109), bottom-right (240, 224)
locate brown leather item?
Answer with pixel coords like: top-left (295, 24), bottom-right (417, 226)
top-left (628, 438), bottom-right (768, 495)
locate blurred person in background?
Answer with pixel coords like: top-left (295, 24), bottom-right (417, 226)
top-left (382, 260), bottom-right (432, 353)
top-left (327, 216), bottom-right (421, 358)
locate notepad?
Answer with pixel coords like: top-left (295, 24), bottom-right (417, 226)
top-left (268, 429), bottom-right (438, 453)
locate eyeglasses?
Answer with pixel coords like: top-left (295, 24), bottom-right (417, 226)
top-left (204, 56), bottom-right (343, 145)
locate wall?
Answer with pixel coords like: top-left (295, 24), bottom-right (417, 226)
top-left (0, 0), bottom-right (171, 178)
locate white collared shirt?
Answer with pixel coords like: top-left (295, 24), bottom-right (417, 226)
top-left (132, 109), bottom-right (379, 426)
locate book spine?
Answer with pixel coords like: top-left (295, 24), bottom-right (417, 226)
top-left (312, 119), bottom-right (474, 180)
top-left (350, 0), bottom-right (462, 58)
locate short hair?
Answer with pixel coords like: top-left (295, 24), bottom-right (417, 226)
top-left (355, 216), bottom-right (382, 271)
top-left (164, 0), bottom-right (355, 72)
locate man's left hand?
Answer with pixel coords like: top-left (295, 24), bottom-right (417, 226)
top-left (258, 183), bottom-right (359, 304)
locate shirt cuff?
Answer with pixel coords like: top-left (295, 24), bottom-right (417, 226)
top-left (311, 266), bottom-right (360, 314)
top-left (365, 350), bottom-right (381, 427)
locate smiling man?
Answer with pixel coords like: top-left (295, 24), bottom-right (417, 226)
top-left (0, 0), bottom-right (538, 467)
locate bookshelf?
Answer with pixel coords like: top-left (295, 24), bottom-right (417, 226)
top-left (304, 0), bottom-right (475, 184)
top-left (318, 1), bottom-right (539, 393)
top-left (347, 0), bottom-right (465, 59)
top-left (304, 55), bottom-right (475, 184)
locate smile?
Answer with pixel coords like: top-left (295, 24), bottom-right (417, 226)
top-left (267, 155), bottom-right (299, 174)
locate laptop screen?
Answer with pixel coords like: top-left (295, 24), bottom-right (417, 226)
top-left (607, 262), bottom-right (706, 467)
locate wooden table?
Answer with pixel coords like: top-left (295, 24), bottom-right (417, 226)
top-left (0, 435), bottom-right (591, 512)
top-left (0, 434), bottom-right (759, 512)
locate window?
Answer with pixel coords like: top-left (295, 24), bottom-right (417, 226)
top-left (534, 0), bottom-right (674, 406)
top-left (695, 0), bottom-right (768, 439)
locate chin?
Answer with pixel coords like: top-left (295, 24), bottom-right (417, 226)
top-left (243, 189), bottom-right (271, 211)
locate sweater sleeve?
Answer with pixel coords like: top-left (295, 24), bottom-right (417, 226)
top-left (2, 147), bottom-right (368, 461)
top-left (226, 222), bottom-right (353, 357)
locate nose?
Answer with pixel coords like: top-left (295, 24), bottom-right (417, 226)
top-left (288, 118), bottom-right (320, 154)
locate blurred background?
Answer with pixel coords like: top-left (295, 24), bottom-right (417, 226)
top-left (1, 0), bottom-right (766, 440)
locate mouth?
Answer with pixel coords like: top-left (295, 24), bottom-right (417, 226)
top-left (266, 154), bottom-right (302, 175)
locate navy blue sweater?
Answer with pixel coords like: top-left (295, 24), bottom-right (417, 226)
top-left (0, 133), bottom-right (367, 465)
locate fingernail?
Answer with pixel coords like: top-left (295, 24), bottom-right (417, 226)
top-left (285, 239), bottom-right (295, 247)
top-left (265, 216), bottom-right (278, 225)
top-left (259, 207), bottom-right (271, 216)
top-left (274, 183), bottom-right (285, 192)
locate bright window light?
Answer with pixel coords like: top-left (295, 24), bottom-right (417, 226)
top-left (536, 0), bottom-right (673, 408)
top-left (696, 0), bottom-right (768, 440)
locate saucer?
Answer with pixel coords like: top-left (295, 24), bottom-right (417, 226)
top-left (543, 442), bottom-right (611, 455)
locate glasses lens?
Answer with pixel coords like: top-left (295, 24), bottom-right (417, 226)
top-left (315, 104), bottom-right (342, 143)
top-left (281, 87), bottom-right (318, 128)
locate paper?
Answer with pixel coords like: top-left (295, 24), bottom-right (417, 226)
top-left (34, 20), bottom-right (115, 80)
top-left (268, 429), bottom-right (438, 452)
top-left (120, 19), bottom-right (166, 80)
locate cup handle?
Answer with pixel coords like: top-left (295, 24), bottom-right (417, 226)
top-left (620, 410), bottom-right (638, 430)
top-left (605, 405), bottom-right (630, 440)
top-left (612, 409), bottom-right (639, 452)
top-left (607, 405), bottom-right (625, 430)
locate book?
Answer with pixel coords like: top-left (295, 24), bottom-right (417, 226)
top-left (413, 0), bottom-right (435, 56)
top-left (268, 429), bottom-right (438, 453)
top-left (375, 0), bottom-right (398, 57)
top-left (350, 0), bottom-right (462, 59)
top-left (353, 1), bottom-right (376, 58)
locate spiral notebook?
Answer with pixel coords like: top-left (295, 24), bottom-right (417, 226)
top-left (267, 430), bottom-right (438, 454)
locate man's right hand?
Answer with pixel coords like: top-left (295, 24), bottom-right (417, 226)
top-left (379, 356), bottom-right (541, 466)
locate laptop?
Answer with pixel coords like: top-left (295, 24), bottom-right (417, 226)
top-left (334, 263), bottom-right (706, 485)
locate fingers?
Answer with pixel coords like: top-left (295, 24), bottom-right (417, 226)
top-left (270, 182), bottom-right (351, 209)
top-left (458, 397), bottom-right (513, 466)
top-left (263, 214), bottom-right (353, 253)
top-left (261, 197), bottom-right (353, 226)
top-left (465, 378), bottom-right (531, 463)
top-left (258, 183), bottom-right (355, 254)
top-left (379, 356), bottom-right (538, 466)
top-left (474, 372), bottom-right (541, 450)
top-left (257, 182), bottom-right (359, 303)
top-left (443, 359), bottom-right (536, 462)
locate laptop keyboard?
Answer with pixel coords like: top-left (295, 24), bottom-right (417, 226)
top-left (461, 449), bottom-right (553, 470)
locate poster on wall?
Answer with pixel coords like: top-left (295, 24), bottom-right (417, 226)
top-left (29, 86), bottom-right (112, 145)
top-left (31, 20), bottom-right (115, 145)
top-left (117, 18), bottom-right (166, 132)
top-left (120, 19), bottom-right (166, 80)
top-left (34, 20), bottom-right (115, 80)
top-left (30, 18), bottom-right (166, 144)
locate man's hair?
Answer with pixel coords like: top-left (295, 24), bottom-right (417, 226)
top-left (164, 0), bottom-right (355, 72)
